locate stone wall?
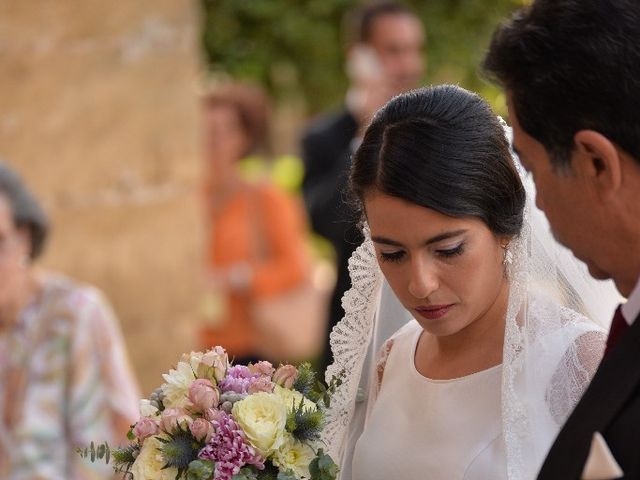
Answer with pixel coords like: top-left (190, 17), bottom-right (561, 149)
top-left (0, 0), bottom-right (206, 394)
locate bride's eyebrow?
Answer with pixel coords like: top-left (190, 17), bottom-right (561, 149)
top-left (372, 229), bottom-right (467, 247)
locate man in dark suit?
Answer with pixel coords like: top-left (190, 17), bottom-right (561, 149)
top-left (484, 1), bottom-right (640, 478)
top-left (301, 2), bottom-right (425, 374)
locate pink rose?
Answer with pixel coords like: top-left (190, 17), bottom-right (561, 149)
top-left (273, 364), bottom-right (298, 389)
top-left (248, 376), bottom-right (275, 394)
top-left (190, 417), bottom-right (214, 442)
top-left (249, 361), bottom-right (275, 378)
top-left (189, 379), bottom-right (220, 411)
top-left (160, 408), bottom-right (192, 433)
top-left (133, 416), bottom-right (159, 442)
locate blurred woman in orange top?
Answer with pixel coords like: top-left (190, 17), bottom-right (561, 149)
top-left (200, 83), bottom-right (309, 364)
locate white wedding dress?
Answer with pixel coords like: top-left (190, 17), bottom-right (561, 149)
top-left (352, 320), bottom-right (507, 480)
top-left (322, 124), bottom-right (623, 480)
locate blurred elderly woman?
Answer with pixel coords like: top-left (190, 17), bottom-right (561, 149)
top-left (0, 163), bottom-right (140, 479)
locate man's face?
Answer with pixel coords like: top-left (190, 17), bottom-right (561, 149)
top-left (368, 13), bottom-right (425, 94)
top-left (507, 96), bottom-right (611, 281)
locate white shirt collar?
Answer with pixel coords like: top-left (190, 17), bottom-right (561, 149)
top-left (621, 275), bottom-right (640, 325)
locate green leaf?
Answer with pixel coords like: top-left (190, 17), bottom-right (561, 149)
top-left (309, 450), bottom-right (339, 480)
top-left (187, 459), bottom-right (216, 480)
top-left (276, 470), bottom-right (298, 480)
top-left (232, 467), bottom-right (259, 480)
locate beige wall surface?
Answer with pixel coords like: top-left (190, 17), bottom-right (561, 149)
top-left (0, 0), bottom-right (207, 394)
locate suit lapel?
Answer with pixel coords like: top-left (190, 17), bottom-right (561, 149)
top-left (538, 312), bottom-right (640, 479)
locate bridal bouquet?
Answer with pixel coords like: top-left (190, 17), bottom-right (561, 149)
top-left (80, 346), bottom-right (340, 480)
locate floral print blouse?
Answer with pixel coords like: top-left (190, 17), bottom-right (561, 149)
top-left (0, 273), bottom-right (140, 479)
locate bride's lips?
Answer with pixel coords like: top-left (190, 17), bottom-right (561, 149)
top-left (415, 304), bottom-right (454, 320)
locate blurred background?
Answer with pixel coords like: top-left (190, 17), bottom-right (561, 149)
top-left (0, 0), bottom-right (527, 396)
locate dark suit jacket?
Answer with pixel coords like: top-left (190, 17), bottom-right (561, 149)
top-left (537, 311), bottom-right (640, 479)
top-left (301, 109), bottom-right (362, 373)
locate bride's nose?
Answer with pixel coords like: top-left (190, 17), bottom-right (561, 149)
top-left (407, 256), bottom-right (439, 299)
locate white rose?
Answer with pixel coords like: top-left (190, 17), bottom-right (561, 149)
top-left (274, 385), bottom-right (317, 413)
top-left (130, 436), bottom-right (178, 480)
top-left (272, 433), bottom-right (316, 479)
top-left (232, 392), bottom-right (287, 457)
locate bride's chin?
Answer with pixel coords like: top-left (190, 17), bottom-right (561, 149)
top-left (415, 317), bottom-right (463, 338)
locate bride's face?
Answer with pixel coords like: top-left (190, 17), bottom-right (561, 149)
top-left (365, 191), bottom-right (508, 338)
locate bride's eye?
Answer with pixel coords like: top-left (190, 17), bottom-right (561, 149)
top-left (379, 250), bottom-right (405, 263)
top-left (436, 243), bottom-right (465, 258)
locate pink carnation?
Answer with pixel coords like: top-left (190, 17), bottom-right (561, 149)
top-left (198, 412), bottom-right (264, 480)
top-left (219, 365), bottom-right (259, 394)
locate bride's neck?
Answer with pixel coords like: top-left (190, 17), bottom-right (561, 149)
top-left (416, 280), bottom-right (509, 380)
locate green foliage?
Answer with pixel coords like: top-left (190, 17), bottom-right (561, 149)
top-left (315, 370), bottom-right (344, 409)
top-left (292, 362), bottom-right (317, 399)
top-left (276, 470), bottom-right (298, 480)
top-left (231, 467), bottom-right (262, 480)
top-left (77, 441), bottom-right (138, 477)
top-left (77, 441), bottom-right (111, 464)
top-left (232, 468), bottom-right (259, 480)
top-left (187, 459), bottom-right (216, 480)
top-left (309, 449), bottom-right (340, 480)
top-left (286, 398), bottom-right (325, 443)
top-left (111, 444), bottom-right (139, 466)
top-left (200, 0), bottom-right (529, 114)
top-left (200, 0), bottom-right (352, 112)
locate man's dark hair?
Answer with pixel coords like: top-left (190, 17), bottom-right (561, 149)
top-left (483, 0), bottom-right (640, 170)
top-left (345, 1), bottom-right (414, 45)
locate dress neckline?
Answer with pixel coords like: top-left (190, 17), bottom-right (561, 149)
top-left (409, 323), bottom-right (502, 384)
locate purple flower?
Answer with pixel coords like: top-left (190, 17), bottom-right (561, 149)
top-left (219, 365), bottom-right (259, 394)
top-left (198, 412), bottom-right (264, 480)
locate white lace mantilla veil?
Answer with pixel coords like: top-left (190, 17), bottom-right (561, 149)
top-left (322, 121), bottom-right (623, 480)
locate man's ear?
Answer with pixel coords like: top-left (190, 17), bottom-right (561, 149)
top-left (573, 130), bottom-right (622, 199)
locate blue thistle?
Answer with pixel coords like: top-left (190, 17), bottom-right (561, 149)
top-left (157, 428), bottom-right (205, 478)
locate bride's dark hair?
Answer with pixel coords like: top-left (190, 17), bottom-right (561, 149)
top-left (351, 84), bottom-right (526, 237)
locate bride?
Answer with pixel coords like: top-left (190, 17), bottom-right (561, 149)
top-left (322, 85), bottom-right (621, 479)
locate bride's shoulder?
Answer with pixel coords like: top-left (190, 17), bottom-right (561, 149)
top-left (374, 320), bottom-right (421, 389)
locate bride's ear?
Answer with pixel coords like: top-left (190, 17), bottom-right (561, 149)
top-left (497, 235), bottom-right (513, 266)
top-left (573, 130), bottom-right (622, 201)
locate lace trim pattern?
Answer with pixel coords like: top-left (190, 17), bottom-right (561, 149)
top-left (322, 233), bottom-right (382, 463)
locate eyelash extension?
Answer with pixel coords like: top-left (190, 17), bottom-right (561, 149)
top-left (436, 243), bottom-right (465, 258)
top-left (379, 251), bottom-right (405, 263)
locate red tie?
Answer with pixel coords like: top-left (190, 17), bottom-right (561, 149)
top-left (605, 305), bottom-right (630, 355)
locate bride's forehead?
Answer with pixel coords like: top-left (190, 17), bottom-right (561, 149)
top-left (364, 192), bottom-right (486, 236)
